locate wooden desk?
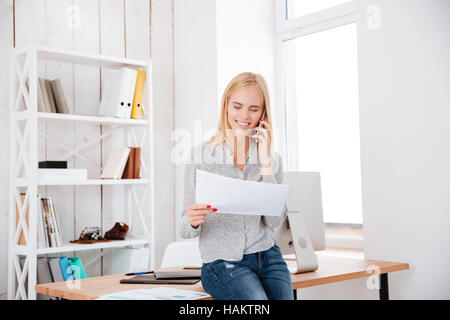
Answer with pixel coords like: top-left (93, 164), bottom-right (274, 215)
top-left (35, 255), bottom-right (409, 300)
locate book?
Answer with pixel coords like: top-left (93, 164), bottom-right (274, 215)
top-left (48, 257), bottom-right (64, 282)
top-left (41, 197), bottom-right (57, 248)
top-left (39, 78), bottom-right (52, 113)
top-left (59, 256), bottom-right (75, 281)
top-left (50, 79), bottom-right (70, 114)
top-left (37, 194), bottom-right (47, 248)
top-left (101, 148), bottom-right (131, 179)
top-left (122, 147), bottom-right (135, 179)
top-left (98, 68), bottom-right (138, 119)
top-left (131, 69), bottom-right (146, 119)
top-left (122, 147), bottom-right (141, 179)
top-left (37, 78), bottom-right (46, 112)
top-left (15, 193), bottom-right (29, 245)
top-left (133, 147), bottom-right (141, 179)
top-left (48, 197), bottom-right (63, 247)
top-left (45, 79), bottom-right (57, 113)
top-left (38, 168), bottom-right (87, 180)
top-left (68, 257), bottom-right (88, 279)
top-left (39, 160), bottom-right (68, 169)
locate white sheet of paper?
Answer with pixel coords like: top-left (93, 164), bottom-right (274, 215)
top-left (195, 169), bottom-right (289, 216)
top-left (96, 287), bottom-right (211, 300)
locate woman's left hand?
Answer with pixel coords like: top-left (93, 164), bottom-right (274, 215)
top-left (251, 119), bottom-right (273, 175)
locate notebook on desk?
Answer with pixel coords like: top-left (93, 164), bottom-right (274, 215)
top-left (120, 274), bottom-right (200, 285)
top-left (154, 268), bottom-right (201, 279)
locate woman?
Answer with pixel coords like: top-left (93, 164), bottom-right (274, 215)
top-left (179, 72), bottom-right (293, 300)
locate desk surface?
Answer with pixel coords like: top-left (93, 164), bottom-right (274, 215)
top-left (35, 255), bottom-right (409, 300)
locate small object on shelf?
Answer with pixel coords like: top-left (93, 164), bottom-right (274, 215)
top-left (70, 226), bottom-right (111, 244)
top-left (79, 226), bottom-right (105, 241)
top-left (104, 222), bottom-right (129, 240)
top-left (39, 160), bottom-right (68, 169)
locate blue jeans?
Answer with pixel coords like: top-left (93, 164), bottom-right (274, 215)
top-left (201, 243), bottom-right (294, 300)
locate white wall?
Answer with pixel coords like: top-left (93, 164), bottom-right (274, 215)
top-left (357, 0), bottom-right (450, 299)
top-left (173, 0), bottom-right (277, 240)
top-left (173, 0), bottom-right (219, 239)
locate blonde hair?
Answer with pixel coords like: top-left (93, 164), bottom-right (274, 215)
top-left (205, 72), bottom-right (273, 146)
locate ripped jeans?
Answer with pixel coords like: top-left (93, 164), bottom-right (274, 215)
top-left (200, 243), bottom-right (294, 300)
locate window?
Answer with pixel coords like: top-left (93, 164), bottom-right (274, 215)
top-left (276, 1), bottom-right (363, 232)
top-left (284, 23), bottom-right (361, 224)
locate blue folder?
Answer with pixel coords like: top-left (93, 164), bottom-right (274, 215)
top-left (59, 256), bottom-right (75, 281)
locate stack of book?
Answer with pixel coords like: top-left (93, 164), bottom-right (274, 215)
top-left (98, 68), bottom-right (146, 119)
top-left (35, 78), bottom-right (70, 114)
top-left (38, 161), bottom-right (87, 180)
top-left (16, 193), bottom-right (63, 248)
top-left (101, 147), bottom-right (141, 179)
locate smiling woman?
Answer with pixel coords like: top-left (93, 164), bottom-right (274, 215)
top-left (178, 72), bottom-right (294, 300)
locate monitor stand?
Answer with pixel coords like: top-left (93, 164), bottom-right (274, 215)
top-left (287, 211), bottom-right (319, 273)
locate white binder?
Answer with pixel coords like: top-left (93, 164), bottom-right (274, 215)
top-left (98, 67), bottom-right (138, 119)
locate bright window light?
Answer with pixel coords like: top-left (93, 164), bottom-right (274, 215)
top-left (284, 23), bottom-right (362, 224)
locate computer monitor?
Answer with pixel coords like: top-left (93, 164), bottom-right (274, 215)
top-left (275, 171), bottom-right (326, 273)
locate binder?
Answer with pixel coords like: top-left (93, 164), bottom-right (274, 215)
top-left (59, 256), bottom-right (75, 281)
top-left (98, 67), bottom-right (138, 119)
top-left (131, 70), bottom-right (146, 119)
top-left (68, 257), bottom-right (88, 279)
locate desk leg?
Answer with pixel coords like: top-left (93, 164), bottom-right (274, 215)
top-left (293, 289), bottom-right (297, 300)
top-left (379, 273), bottom-right (389, 300)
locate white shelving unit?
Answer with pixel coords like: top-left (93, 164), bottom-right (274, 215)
top-left (8, 46), bottom-right (155, 300)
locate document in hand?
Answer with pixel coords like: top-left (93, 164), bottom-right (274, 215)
top-left (195, 169), bottom-right (289, 216)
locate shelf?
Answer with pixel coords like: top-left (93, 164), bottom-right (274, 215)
top-left (14, 111), bottom-right (148, 126)
top-left (15, 178), bottom-right (150, 187)
top-left (35, 45), bottom-right (148, 69)
top-left (15, 238), bottom-right (150, 256)
top-left (38, 112), bottom-right (149, 126)
top-left (39, 179), bottom-right (150, 186)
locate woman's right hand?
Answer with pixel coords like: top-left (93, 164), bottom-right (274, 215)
top-left (186, 204), bottom-right (217, 228)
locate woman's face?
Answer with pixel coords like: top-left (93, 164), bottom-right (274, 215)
top-left (226, 85), bottom-right (265, 134)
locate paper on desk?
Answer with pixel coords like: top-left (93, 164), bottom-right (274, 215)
top-left (96, 287), bottom-right (211, 300)
top-left (195, 169), bottom-right (289, 216)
